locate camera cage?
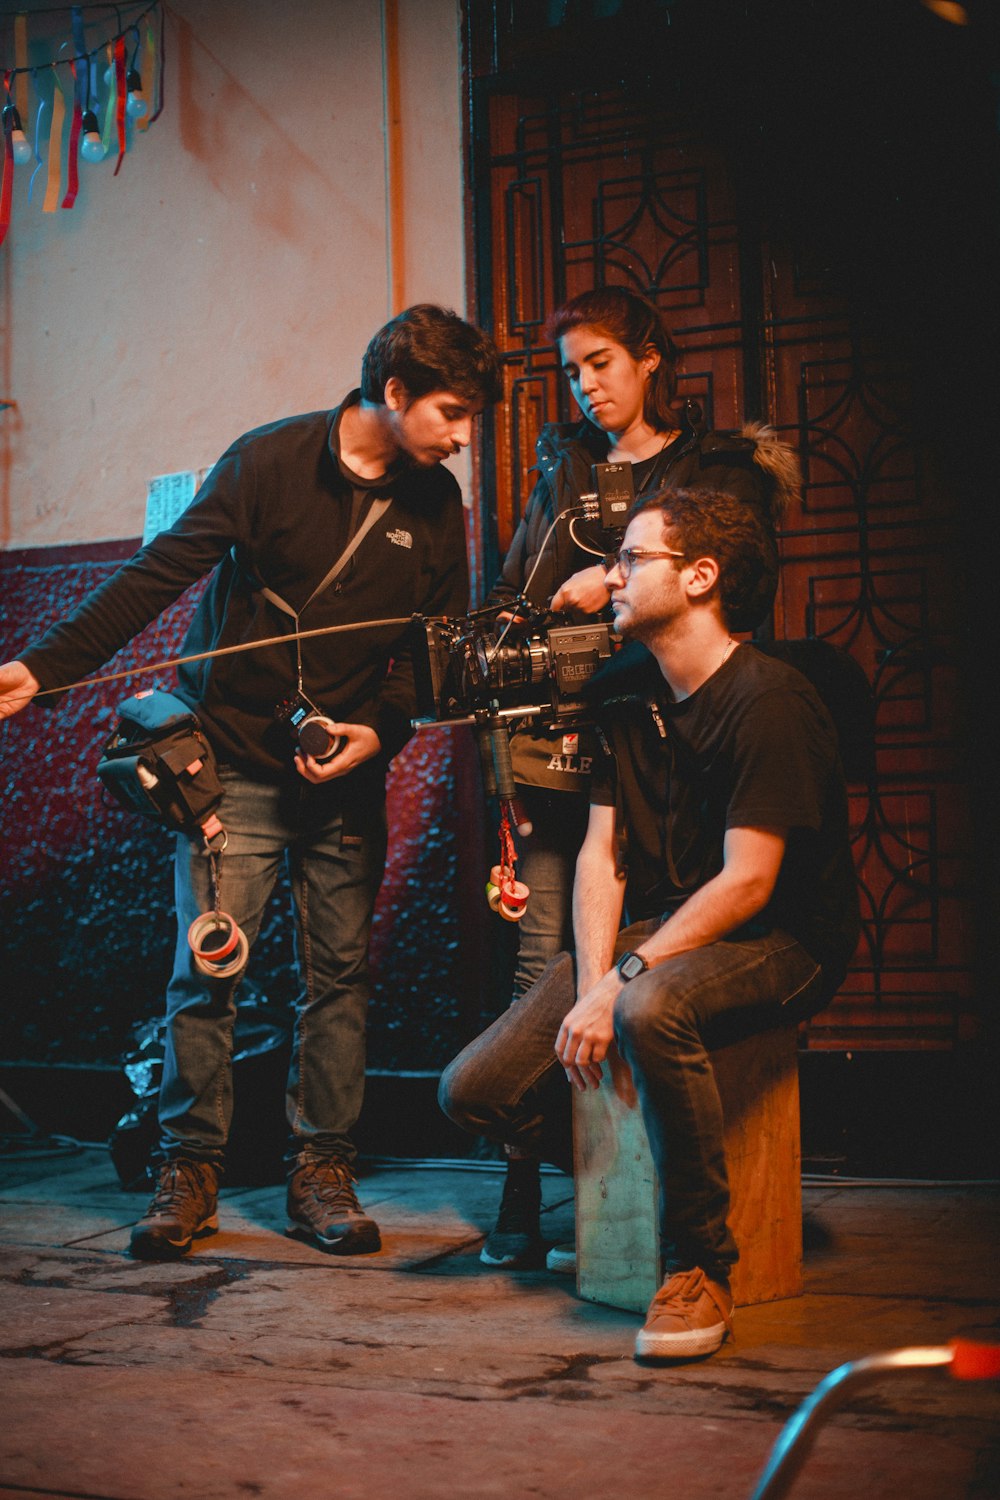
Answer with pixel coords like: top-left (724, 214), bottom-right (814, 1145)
top-left (410, 460), bottom-right (631, 733)
top-left (410, 609), bottom-right (617, 730)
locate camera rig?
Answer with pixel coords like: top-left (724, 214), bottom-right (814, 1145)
top-left (406, 457), bottom-right (638, 916)
top-left (410, 448), bottom-right (641, 734)
top-left (409, 454), bottom-right (639, 725)
top-left (410, 608), bottom-right (618, 918)
top-left (411, 612), bottom-right (616, 729)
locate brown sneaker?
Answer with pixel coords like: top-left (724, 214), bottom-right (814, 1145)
top-left (286, 1156), bottom-right (381, 1255)
top-left (635, 1268), bottom-right (734, 1360)
top-left (129, 1158), bottom-right (220, 1260)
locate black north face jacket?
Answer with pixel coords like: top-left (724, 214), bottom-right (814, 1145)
top-left (22, 395), bottom-right (469, 779)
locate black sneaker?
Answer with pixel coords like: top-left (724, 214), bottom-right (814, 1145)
top-left (480, 1157), bottom-right (545, 1268)
top-left (130, 1158), bottom-right (220, 1260)
top-left (286, 1156), bottom-right (382, 1255)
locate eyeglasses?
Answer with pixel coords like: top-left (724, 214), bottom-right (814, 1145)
top-left (604, 546), bottom-right (686, 580)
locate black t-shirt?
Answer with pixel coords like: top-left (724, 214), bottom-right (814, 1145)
top-left (590, 644), bottom-right (860, 976)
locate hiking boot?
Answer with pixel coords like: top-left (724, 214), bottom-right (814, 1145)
top-left (480, 1156), bottom-right (545, 1268)
top-left (635, 1268), bottom-right (734, 1360)
top-left (286, 1156), bottom-right (381, 1255)
top-left (129, 1157), bottom-right (220, 1261)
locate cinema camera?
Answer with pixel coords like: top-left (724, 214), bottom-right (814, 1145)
top-left (410, 609), bottom-right (615, 876)
top-left (411, 458), bottom-right (637, 731)
top-left (411, 612), bottom-right (615, 729)
top-left (406, 458), bottom-right (637, 912)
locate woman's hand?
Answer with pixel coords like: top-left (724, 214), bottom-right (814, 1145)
top-left (550, 564), bottom-right (612, 616)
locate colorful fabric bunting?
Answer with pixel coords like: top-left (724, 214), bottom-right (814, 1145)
top-left (42, 78), bottom-right (65, 213)
top-left (0, 0), bottom-right (164, 242)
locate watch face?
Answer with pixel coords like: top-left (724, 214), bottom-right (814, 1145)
top-left (618, 952), bottom-right (647, 980)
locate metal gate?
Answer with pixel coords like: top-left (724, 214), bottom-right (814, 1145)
top-left (464, 2), bottom-right (977, 1051)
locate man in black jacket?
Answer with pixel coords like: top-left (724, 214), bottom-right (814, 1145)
top-left (440, 486), bottom-right (859, 1361)
top-left (0, 304), bottom-right (500, 1261)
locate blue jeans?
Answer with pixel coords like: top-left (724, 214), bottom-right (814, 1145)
top-left (161, 766), bottom-right (387, 1167)
top-left (439, 919), bottom-right (827, 1280)
top-left (510, 786), bottom-right (590, 1000)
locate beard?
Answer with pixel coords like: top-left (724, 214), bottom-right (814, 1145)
top-left (610, 601), bottom-right (650, 642)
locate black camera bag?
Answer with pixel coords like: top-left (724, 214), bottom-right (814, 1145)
top-left (97, 689), bottom-right (224, 832)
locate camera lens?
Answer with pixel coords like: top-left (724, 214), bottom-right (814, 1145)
top-left (298, 716), bottom-right (344, 763)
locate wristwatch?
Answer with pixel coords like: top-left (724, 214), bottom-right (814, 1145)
top-left (616, 950), bottom-right (649, 982)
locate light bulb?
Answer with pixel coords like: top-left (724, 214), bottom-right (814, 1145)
top-left (125, 69), bottom-right (148, 120)
top-left (3, 104), bottom-right (33, 165)
top-left (80, 109), bottom-right (104, 162)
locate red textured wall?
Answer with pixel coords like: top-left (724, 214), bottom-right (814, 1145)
top-left (0, 543), bottom-right (492, 1068)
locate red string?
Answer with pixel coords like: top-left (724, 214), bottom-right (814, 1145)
top-left (497, 805), bottom-right (517, 886)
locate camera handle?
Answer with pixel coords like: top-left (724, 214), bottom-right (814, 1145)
top-left (473, 705), bottom-right (532, 838)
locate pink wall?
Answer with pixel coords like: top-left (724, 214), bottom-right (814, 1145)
top-left (1, 0), bottom-right (469, 551)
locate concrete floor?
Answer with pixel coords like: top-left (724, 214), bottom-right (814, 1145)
top-left (1, 1147), bottom-right (998, 1500)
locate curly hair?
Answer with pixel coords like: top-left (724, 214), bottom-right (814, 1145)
top-left (632, 486), bottom-right (778, 632)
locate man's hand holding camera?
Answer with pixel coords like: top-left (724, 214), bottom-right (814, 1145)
top-left (294, 721), bottom-right (381, 784)
top-left (493, 563), bottom-right (611, 630)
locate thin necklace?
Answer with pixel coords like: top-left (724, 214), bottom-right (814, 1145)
top-left (720, 637), bottom-right (737, 669)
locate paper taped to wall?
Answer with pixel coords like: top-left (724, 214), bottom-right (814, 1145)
top-left (143, 469), bottom-right (211, 543)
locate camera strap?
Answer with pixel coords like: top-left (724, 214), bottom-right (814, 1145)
top-left (256, 497), bottom-right (391, 693)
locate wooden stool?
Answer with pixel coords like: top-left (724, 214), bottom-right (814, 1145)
top-left (572, 1024), bottom-right (802, 1313)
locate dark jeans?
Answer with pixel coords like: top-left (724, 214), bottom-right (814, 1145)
top-left (439, 920), bottom-right (826, 1280)
top-left (510, 785), bottom-right (590, 1000)
top-left (161, 767), bottom-right (387, 1167)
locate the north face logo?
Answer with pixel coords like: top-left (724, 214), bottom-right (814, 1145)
top-left (386, 528), bottom-right (413, 549)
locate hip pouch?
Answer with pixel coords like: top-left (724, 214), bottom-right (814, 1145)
top-left (97, 689), bottom-right (248, 978)
top-left (97, 688), bottom-right (224, 834)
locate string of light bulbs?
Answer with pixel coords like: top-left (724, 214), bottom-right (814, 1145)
top-left (0, 0), bottom-right (164, 247)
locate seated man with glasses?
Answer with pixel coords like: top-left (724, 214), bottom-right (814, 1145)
top-left (439, 486), bottom-right (859, 1362)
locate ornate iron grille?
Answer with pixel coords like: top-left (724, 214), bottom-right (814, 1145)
top-left (466, 24), bottom-right (977, 1050)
